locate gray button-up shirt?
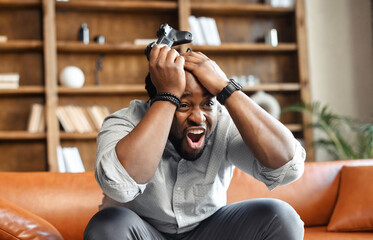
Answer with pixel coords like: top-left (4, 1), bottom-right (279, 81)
top-left (95, 100), bottom-right (306, 234)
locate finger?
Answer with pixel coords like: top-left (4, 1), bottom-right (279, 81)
top-left (195, 51), bottom-right (208, 59)
top-left (183, 61), bottom-right (198, 71)
top-left (184, 55), bottom-right (202, 64)
top-left (149, 44), bottom-right (168, 62)
top-left (175, 55), bottom-right (185, 66)
top-left (157, 45), bottom-right (171, 64)
top-left (166, 49), bottom-right (179, 63)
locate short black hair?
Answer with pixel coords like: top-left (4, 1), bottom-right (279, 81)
top-left (145, 72), bottom-right (157, 99)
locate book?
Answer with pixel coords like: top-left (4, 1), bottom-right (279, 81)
top-left (134, 38), bottom-right (157, 45)
top-left (57, 145), bottom-right (66, 173)
top-left (188, 16), bottom-right (206, 46)
top-left (0, 82), bottom-right (19, 89)
top-left (56, 106), bottom-right (75, 132)
top-left (65, 105), bottom-right (86, 133)
top-left (56, 105), bottom-right (110, 132)
top-left (189, 16), bottom-right (221, 46)
top-left (27, 103), bottom-right (44, 133)
top-left (0, 73), bottom-right (20, 82)
top-left (61, 147), bottom-right (85, 173)
top-left (207, 18), bottom-right (221, 46)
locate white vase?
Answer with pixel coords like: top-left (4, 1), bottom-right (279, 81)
top-left (59, 66), bottom-right (85, 88)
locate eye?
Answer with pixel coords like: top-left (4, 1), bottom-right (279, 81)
top-left (203, 100), bottom-right (215, 110)
top-left (206, 101), bottom-right (214, 107)
top-left (178, 102), bottom-right (190, 112)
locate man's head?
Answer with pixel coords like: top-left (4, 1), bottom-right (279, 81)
top-left (168, 71), bottom-right (218, 161)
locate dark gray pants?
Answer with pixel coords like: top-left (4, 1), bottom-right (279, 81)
top-left (84, 198), bottom-right (304, 240)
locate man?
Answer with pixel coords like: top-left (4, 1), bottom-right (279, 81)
top-left (84, 44), bottom-right (306, 240)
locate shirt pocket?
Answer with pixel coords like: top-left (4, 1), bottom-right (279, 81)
top-left (193, 182), bottom-right (226, 215)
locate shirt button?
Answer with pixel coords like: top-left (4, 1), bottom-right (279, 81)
top-left (177, 187), bottom-right (181, 191)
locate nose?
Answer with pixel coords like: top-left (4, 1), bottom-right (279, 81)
top-left (188, 108), bottom-right (206, 125)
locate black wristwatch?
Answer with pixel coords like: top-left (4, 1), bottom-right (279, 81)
top-left (217, 79), bottom-right (242, 105)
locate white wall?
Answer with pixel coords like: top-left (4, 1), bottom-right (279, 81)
top-left (305, 0), bottom-right (373, 161)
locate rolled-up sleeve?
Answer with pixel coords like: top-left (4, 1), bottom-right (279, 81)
top-left (95, 101), bottom-right (149, 203)
top-left (96, 148), bottom-right (147, 203)
top-left (227, 127), bottom-right (306, 190)
top-left (251, 140), bottom-right (306, 190)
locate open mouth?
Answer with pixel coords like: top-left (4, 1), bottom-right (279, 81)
top-left (186, 129), bottom-right (205, 149)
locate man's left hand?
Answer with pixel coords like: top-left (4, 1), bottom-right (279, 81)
top-left (182, 51), bottom-right (229, 96)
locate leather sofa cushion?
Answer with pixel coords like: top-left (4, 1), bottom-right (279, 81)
top-left (305, 226), bottom-right (373, 240)
top-left (0, 197), bottom-right (63, 240)
top-left (327, 165), bottom-right (373, 232)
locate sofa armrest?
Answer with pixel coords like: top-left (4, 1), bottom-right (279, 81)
top-left (0, 197), bottom-right (63, 240)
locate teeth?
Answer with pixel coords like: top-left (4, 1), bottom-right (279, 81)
top-left (188, 129), bottom-right (204, 134)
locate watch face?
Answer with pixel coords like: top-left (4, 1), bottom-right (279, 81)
top-left (230, 79), bottom-right (242, 90)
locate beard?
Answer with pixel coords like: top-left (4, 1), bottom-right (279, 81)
top-left (168, 132), bottom-right (212, 161)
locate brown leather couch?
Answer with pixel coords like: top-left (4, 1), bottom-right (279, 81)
top-left (1, 159), bottom-right (372, 240)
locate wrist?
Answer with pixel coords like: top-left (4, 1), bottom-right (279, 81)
top-left (152, 92), bottom-right (181, 108)
top-left (216, 79), bottom-right (242, 105)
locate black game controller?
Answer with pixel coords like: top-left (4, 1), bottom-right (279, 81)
top-left (145, 24), bottom-right (193, 60)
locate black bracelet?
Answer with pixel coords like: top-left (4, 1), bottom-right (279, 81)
top-left (152, 93), bottom-right (181, 108)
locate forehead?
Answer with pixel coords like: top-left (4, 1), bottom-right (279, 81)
top-left (183, 71), bottom-right (209, 97)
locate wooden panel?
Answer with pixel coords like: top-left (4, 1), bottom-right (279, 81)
top-left (55, 10), bottom-right (178, 43)
top-left (208, 52), bottom-right (298, 83)
top-left (58, 94), bottom-right (149, 114)
top-left (57, 53), bottom-right (149, 86)
top-left (0, 140), bottom-right (47, 171)
top-left (0, 7), bottom-right (42, 40)
top-left (202, 14), bottom-right (296, 43)
top-left (295, 0), bottom-right (313, 161)
top-left (43, 0), bottom-right (60, 171)
top-left (0, 52), bottom-right (44, 86)
top-left (191, 0), bottom-right (261, 4)
top-left (0, 96), bottom-right (44, 131)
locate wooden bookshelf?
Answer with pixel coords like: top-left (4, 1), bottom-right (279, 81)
top-left (0, 0), bottom-right (313, 171)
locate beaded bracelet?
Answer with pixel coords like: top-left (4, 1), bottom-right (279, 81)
top-left (152, 93), bottom-right (181, 108)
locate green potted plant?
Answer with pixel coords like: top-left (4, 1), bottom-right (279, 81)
top-left (282, 101), bottom-right (373, 160)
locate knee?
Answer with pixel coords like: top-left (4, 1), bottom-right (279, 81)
top-left (260, 199), bottom-right (304, 239)
top-left (84, 207), bottom-right (140, 240)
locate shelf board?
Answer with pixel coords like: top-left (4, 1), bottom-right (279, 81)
top-left (242, 83), bottom-right (300, 92)
top-left (0, 86), bottom-right (45, 95)
top-left (0, 0), bottom-right (40, 8)
top-left (57, 41), bottom-right (296, 54)
top-left (60, 132), bottom-right (98, 140)
top-left (192, 43), bottom-right (297, 53)
top-left (58, 85), bottom-right (146, 95)
top-left (58, 83), bottom-right (300, 95)
top-left (0, 131), bottom-right (46, 140)
top-left (56, 0), bottom-right (177, 12)
top-left (57, 41), bottom-right (145, 53)
top-left (0, 40), bottom-right (43, 52)
top-left (191, 2), bottom-right (294, 15)
top-left (286, 124), bottom-right (303, 132)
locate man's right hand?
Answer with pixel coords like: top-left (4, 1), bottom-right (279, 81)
top-left (148, 44), bottom-right (186, 98)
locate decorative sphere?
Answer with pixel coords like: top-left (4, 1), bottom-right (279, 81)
top-left (59, 66), bottom-right (85, 88)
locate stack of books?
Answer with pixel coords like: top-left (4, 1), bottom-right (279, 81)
top-left (57, 146), bottom-right (85, 173)
top-left (0, 73), bottom-right (20, 89)
top-left (188, 16), bottom-right (221, 46)
top-left (56, 105), bottom-right (110, 133)
top-left (27, 103), bottom-right (45, 133)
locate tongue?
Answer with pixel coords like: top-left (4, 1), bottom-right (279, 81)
top-left (187, 133), bottom-right (204, 149)
top-left (188, 133), bottom-right (202, 142)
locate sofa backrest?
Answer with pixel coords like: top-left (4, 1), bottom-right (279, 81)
top-left (0, 172), bottom-right (102, 240)
top-left (227, 159), bottom-right (373, 226)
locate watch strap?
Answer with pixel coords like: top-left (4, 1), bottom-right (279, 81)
top-left (216, 79), bottom-right (242, 105)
